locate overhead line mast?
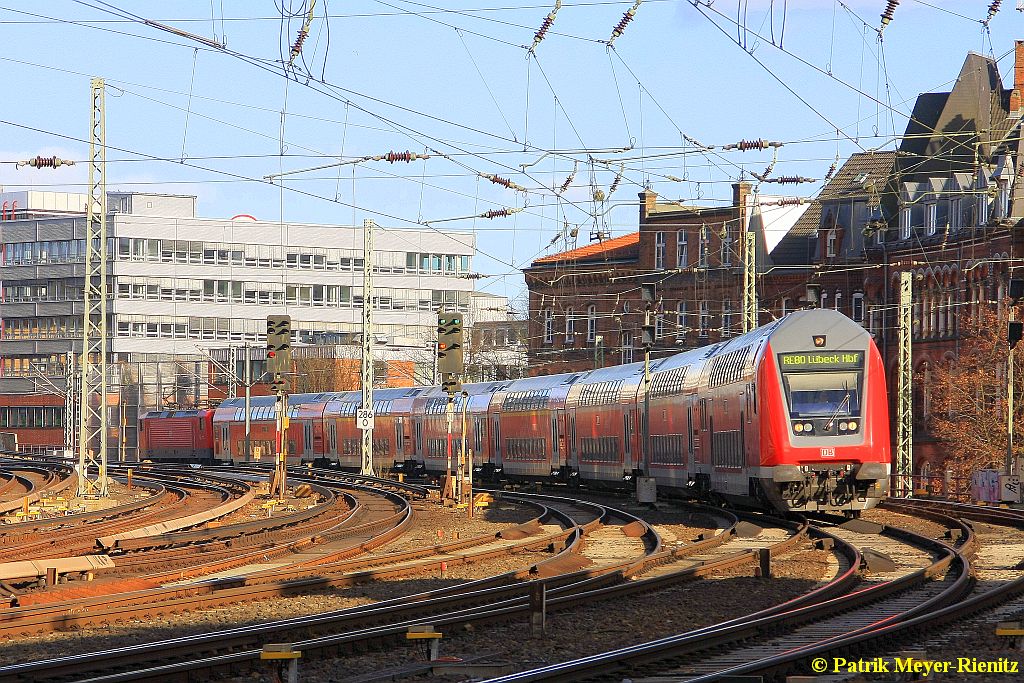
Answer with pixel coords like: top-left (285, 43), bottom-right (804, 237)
top-left (78, 77), bottom-right (109, 497)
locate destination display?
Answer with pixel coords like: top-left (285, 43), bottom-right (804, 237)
top-left (778, 351), bottom-right (864, 370)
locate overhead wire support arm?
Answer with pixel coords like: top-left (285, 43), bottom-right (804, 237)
top-left (264, 151), bottom-right (430, 181)
top-left (425, 207), bottom-right (524, 225)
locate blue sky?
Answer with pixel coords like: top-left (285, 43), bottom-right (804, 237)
top-left (0, 1), bottom-right (1021, 310)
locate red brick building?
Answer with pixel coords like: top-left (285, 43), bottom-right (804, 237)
top-left (525, 41), bottom-right (1024, 482)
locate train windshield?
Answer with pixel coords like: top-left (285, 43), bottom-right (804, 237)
top-left (783, 371), bottom-right (861, 418)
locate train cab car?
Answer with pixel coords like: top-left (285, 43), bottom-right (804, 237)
top-left (488, 374), bottom-right (572, 482)
top-left (755, 309), bottom-right (889, 513)
top-left (138, 409), bottom-right (215, 462)
top-left (564, 363), bottom-right (648, 487)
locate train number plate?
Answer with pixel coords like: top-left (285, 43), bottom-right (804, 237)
top-left (820, 447), bottom-right (836, 458)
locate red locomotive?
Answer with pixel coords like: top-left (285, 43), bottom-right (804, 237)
top-left (140, 310), bottom-right (890, 514)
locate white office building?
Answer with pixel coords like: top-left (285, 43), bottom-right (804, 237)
top-left (0, 190), bottom-right (478, 393)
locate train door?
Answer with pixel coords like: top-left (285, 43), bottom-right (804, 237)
top-left (328, 421), bottom-right (337, 457)
top-left (414, 419), bottom-right (423, 458)
top-left (303, 422), bottom-right (313, 458)
top-left (623, 410), bottom-right (633, 472)
top-left (221, 424), bottom-right (230, 459)
top-left (492, 414), bottom-right (501, 467)
top-left (551, 413), bottom-right (560, 468)
top-left (568, 408), bottom-right (577, 470)
top-left (395, 417), bottom-right (404, 458)
top-left (686, 404), bottom-right (695, 474)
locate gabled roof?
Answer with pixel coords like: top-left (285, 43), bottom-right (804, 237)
top-left (771, 151), bottom-right (897, 266)
top-left (531, 232), bottom-right (639, 266)
top-left (899, 52), bottom-right (1008, 179)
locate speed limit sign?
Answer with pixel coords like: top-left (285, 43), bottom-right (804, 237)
top-left (356, 409), bottom-right (375, 430)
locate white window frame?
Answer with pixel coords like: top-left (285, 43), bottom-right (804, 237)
top-left (587, 305), bottom-right (597, 343)
top-left (899, 207), bottom-right (911, 240)
top-left (654, 231), bottom-right (665, 270)
top-left (543, 309), bottom-right (554, 344)
top-left (677, 301), bottom-right (687, 342)
top-left (721, 301), bottom-right (732, 337)
top-left (826, 229), bottom-right (837, 257)
top-left (676, 230), bottom-right (687, 268)
top-left (925, 203), bottom-right (937, 236)
top-left (721, 235), bottom-right (732, 266)
top-left (565, 307), bottom-right (575, 342)
top-left (852, 293), bottom-right (865, 323)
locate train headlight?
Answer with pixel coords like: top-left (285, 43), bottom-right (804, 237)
top-left (838, 422), bottom-right (848, 432)
top-left (847, 420), bottom-right (858, 432)
top-left (794, 423), bottom-right (804, 433)
top-left (802, 422), bottom-right (814, 432)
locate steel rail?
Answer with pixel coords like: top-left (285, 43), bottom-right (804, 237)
top-left (0, 492), bottom-right (622, 681)
top-left (478, 512), bottom-right (973, 682)
top-left (2, 501), bottom-right (809, 683)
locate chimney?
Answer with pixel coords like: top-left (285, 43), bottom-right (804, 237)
top-left (1011, 40), bottom-right (1024, 118)
top-left (639, 189), bottom-right (657, 223)
top-left (732, 180), bottom-right (752, 227)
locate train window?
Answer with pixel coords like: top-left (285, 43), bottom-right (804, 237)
top-left (687, 406), bottom-right (694, 454)
top-left (782, 372), bottom-right (862, 418)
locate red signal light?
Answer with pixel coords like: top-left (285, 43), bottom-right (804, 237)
top-left (267, 350), bottom-right (276, 358)
top-left (438, 343), bottom-right (448, 350)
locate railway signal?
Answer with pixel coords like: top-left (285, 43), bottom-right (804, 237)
top-left (266, 315), bottom-right (291, 390)
top-left (437, 310), bottom-right (464, 394)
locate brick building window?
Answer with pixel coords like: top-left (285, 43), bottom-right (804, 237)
top-left (676, 231), bottom-right (687, 268)
top-left (543, 309), bottom-right (553, 344)
top-left (722, 301), bottom-right (732, 337)
top-left (621, 332), bottom-right (634, 364)
top-left (899, 207), bottom-right (911, 240)
top-left (852, 293), bottom-right (864, 323)
top-left (925, 203), bottom-right (937, 236)
top-left (587, 305), bottom-right (597, 342)
top-left (655, 232), bottom-right (665, 270)
top-left (699, 301), bottom-right (709, 338)
top-left (677, 301), bottom-right (687, 341)
top-left (826, 229), bottom-right (838, 257)
top-left (565, 307), bottom-right (575, 342)
top-left (721, 235), bottom-right (733, 266)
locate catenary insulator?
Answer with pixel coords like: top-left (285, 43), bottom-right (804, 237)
top-left (724, 138), bottom-right (783, 151)
top-left (289, 28), bottom-right (308, 64)
top-left (609, 166), bottom-right (623, 195)
top-left (824, 161), bottom-right (837, 181)
top-left (880, 0), bottom-right (899, 29)
top-left (767, 175), bottom-right (816, 185)
top-left (481, 207), bottom-right (524, 219)
top-left (607, 0), bottom-right (642, 46)
top-left (481, 173), bottom-right (527, 192)
top-left (559, 163), bottom-right (577, 193)
top-left (384, 150), bottom-right (418, 163)
top-left (986, 0), bottom-right (1002, 23)
top-left (17, 156), bottom-right (75, 169)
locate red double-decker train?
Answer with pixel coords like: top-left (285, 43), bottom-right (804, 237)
top-left (139, 309), bottom-right (890, 514)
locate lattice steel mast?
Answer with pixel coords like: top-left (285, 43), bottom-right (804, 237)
top-left (895, 271), bottom-right (913, 497)
top-left (78, 77), bottom-right (109, 496)
top-left (360, 219), bottom-right (376, 476)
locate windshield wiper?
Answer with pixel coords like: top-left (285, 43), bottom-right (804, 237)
top-left (824, 388), bottom-right (852, 432)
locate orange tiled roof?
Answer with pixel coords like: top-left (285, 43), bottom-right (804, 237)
top-left (531, 232), bottom-right (639, 265)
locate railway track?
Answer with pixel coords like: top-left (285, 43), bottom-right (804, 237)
top-left (0, 490), bottom-right (659, 681)
top-left (0, 492), bottom-right (836, 683)
top-left (477, 507), bottom-right (975, 682)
